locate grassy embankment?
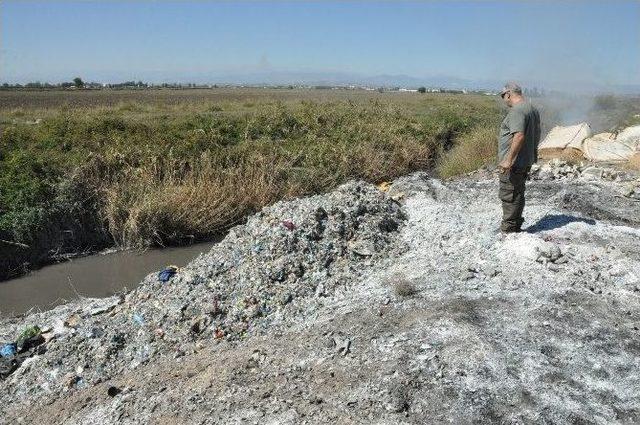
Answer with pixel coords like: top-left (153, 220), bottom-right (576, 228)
top-left (0, 89), bottom-right (500, 278)
top-left (3, 89), bottom-right (638, 278)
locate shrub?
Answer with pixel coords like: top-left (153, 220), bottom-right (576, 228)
top-left (388, 275), bottom-right (418, 298)
top-left (437, 125), bottom-right (497, 178)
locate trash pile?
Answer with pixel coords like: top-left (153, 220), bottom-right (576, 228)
top-left (0, 181), bottom-right (406, 407)
top-left (539, 123), bottom-right (640, 163)
top-left (2, 171), bottom-right (640, 423)
top-left (530, 159), bottom-right (640, 196)
top-left (0, 326), bottom-right (45, 380)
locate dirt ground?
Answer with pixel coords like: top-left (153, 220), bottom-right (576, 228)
top-left (2, 165), bottom-right (640, 424)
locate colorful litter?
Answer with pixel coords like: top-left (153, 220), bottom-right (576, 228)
top-left (377, 181), bottom-right (391, 192)
top-left (281, 220), bottom-right (296, 231)
top-left (0, 343), bottom-right (17, 357)
top-left (0, 325), bottom-right (45, 380)
top-left (158, 265), bottom-right (179, 283)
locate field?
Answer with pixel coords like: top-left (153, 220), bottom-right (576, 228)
top-left (1, 87), bottom-right (638, 279)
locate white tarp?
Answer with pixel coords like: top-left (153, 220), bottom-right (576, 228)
top-left (583, 125), bottom-right (640, 162)
top-left (538, 123), bottom-right (592, 157)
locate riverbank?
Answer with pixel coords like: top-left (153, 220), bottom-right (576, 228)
top-left (1, 164), bottom-right (639, 423)
top-left (0, 89), bottom-right (500, 280)
top-left (3, 88), bottom-right (639, 282)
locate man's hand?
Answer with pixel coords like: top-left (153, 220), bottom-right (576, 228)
top-left (498, 158), bottom-right (512, 174)
top-left (499, 131), bottom-right (525, 174)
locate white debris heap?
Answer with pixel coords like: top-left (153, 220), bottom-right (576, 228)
top-left (540, 123), bottom-right (640, 163)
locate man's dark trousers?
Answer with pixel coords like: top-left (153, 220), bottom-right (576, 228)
top-left (499, 166), bottom-right (530, 232)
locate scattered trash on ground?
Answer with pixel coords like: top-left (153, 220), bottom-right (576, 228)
top-left (1, 169), bottom-right (639, 423)
top-left (281, 220), bottom-right (296, 231)
top-left (158, 265), bottom-right (179, 283)
top-left (0, 180), bottom-right (405, 414)
top-left (377, 181), bottom-right (391, 192)
top-left (0, 325), bottom-right (46, 380)
top-left (0, 343), bottom-right (16, 357)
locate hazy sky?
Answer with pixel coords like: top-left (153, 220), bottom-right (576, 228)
top-left (1, 0), bottom-right (639, 85)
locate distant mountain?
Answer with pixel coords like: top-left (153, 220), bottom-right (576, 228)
top-left (151, 70), bottom-right (504, 91)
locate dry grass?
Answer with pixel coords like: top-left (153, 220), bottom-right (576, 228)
top-left (4, 94), bottom-right (486, 249)
top-left (0, 88), bottom-right (500, 281)
top-left (387, 274), bottom-right (418, 298)
top-left (437, 125), bottom-right (497, 178)
top-left (98, 135), bottom-right (436, 246)
top-left (393, 278), bottom-right (418, 298)
top-left (101, 156), bottom-right (283, 246)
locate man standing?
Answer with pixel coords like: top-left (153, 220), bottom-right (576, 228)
top-left (497, 82), bottom-right (541, 233)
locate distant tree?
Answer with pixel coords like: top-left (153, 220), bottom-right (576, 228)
top-left (73, 77), bottom-right (84, 88)
top-left (417, 87), bottom-right (427, 93)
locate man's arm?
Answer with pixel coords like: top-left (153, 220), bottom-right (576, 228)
top-left (498, 131), bottom-right (525, 173)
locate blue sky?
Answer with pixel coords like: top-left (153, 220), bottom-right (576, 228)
top-left (1, 1), bottom-right (639, 87)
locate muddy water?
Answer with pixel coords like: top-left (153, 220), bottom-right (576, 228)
top-left (0, 242), bottom-right (215, 317)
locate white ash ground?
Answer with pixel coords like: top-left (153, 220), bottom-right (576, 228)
top-left (2, 164), bottom-right (639, 424)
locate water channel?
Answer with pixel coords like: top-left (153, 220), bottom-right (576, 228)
top-left (0, 242), bottom-right (215, 317)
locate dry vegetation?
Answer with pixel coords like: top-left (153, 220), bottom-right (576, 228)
top-left (389, 274), bottom-right (419, 298)
top-left (437, 124), bottom-right (497, 177)
top-left (0, 88), bottom-right (499, 278)
top-left (2, 87), bottom-right (637, 279)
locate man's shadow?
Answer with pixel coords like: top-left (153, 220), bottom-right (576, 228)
top-left (526, 214), bottom-right (596, 233)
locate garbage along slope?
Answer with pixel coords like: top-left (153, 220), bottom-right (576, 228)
top-left (2, 165), bottom-right (640, 424)
top-left (0, 181), bottom-right (406, 416)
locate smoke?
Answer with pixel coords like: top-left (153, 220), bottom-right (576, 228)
top-left (529, 92), bottom-right (637, 136)
top-left (492, 2), bottom-right (640, 99)
top-left (512, 17), bottom-right (640, 134)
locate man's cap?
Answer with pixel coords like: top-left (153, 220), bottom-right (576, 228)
top-left (500, 82), bottom-right (522, 96)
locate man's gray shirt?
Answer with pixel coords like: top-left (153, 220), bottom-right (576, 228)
top-left (498, 101), bottom-right (541, 169)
